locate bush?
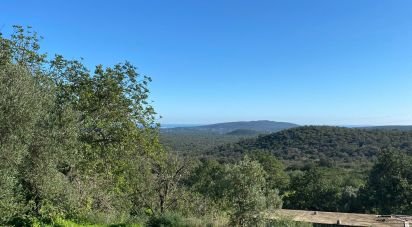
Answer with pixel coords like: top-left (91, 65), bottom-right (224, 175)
top-left (146, 213), bottom-right (188, 227)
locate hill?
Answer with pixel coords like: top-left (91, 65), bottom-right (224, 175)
top-left (160, 121), bottom-right (298, 153)
top-left (161, 120), bottom-right (298, 134)
top-left (210, 126), bottom-right (412, 164)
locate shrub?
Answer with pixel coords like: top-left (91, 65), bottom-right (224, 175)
top-left (146, 213), bottom-right (187, 227)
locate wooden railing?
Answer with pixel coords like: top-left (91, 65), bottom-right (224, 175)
top-left (264, 209), bottom-right (411, 227)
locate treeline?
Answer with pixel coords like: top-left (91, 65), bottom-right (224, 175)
top-left (194, 149), bottom-right (412, 214)
top-left (160, 131), bottom-right (255, 155)
top-left (1, 26), bottom-right (412, 227)
top-left (212, 126), bottom-right (412, 165)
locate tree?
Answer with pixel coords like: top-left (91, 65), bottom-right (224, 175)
top-left (248, 150), bottom-right (290, 192)
top-left (0, 26), bottom-right (84, 222)
top-left (0, 25), bottom-right (163, 224)
top-left (0, 63), bottom-right (46, 222)
top-left (0, 26), bottom-right (59, 223)
top-left (185, 159), bottom-right (227, 203)
top-left (151, 153), bottom-right (191, 214)
top-left (225, 156), bottom-right (282, 226)
top-left (45, 38), bottom-right (161, 219)
top-left (284, 167), bottom-right (348, 212)
top-left (131, 152), bottom-right (205, 219)
top-left (0, 25), bottom-right (46, 71)
top-left (361, 149), bottom-right (412, 214)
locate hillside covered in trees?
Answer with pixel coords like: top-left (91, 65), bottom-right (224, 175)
top-left (211, 126), bottom-right (412, 164)
top-left (160, 120), bottom-right (298, 156)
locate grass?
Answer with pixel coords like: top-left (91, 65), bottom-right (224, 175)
top-left (31, 217), bottom-right (143, 227)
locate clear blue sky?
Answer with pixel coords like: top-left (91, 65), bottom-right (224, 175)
top-left (3, 0), bottom-right (412, 125)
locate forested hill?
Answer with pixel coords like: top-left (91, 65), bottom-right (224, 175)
top-left (212, 126), bottom-right (412, 163)
top-left (162, 120), bottom-right (299, 134)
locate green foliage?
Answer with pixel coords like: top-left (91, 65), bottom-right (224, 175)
top-left (53, 217), bottom-right (107, 227)
top-left (248, 151), bottom-right (290, 192)
top-left (284, 167), bottom-right (364, 212)
top-left (160, 131), bottom-right (252, 155)
top-left (361, 149), bottom-right (412, 214)
top-left (226, 129), bottom-right (261, 136)
top-left (185, 159), bottom-right (228, 203)
top-left (0, 25), bottom-right (47, 70)
top-left (185, 156), bottom-right (285, 226)
top-left (215, 126), bottom-right (412, 165)
top-left (0, 25), bottom-right (162, 225)
top-left (146, 213), bottom-right (187, 227)
top-left (131, 153), bottom-right (194, 215)
top-left (225, 156), bottom-right (282, 226)
top-left (0, 26), bottom-right (53, 220)
top-left (48, 55), bottom-right (161, 218)
top-left (0, 63), bottom-right (43, 221)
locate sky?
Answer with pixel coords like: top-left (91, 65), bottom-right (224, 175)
top-left (2, 0), bottom-right (412, 125)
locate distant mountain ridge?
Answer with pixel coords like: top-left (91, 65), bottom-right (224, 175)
top-left (161, 120), bottom-right (299, 134)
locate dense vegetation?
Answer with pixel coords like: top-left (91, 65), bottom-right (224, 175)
top-left (1, 26), bottom-right (412, 226)
top-left (226, 129), bottom-right (261, 136)
top-left (212, 126), bottom-right (412, 165)
top-left (160, 131), bottom-right (258, 155)
top-left (361, 125), bottom-right (412, 131)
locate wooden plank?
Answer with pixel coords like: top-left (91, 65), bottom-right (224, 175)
top-left (264, 209), bottom-right (409, 227)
